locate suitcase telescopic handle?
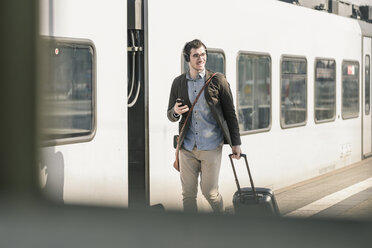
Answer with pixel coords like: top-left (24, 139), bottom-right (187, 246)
top-left (229, 153), bottom-right (258, 202)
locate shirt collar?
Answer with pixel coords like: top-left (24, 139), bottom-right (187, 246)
top-left (186, 69), bottom-right (206, 80)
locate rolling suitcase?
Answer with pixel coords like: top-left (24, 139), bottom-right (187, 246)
top-left (229, 154), bottom-right (280, 216)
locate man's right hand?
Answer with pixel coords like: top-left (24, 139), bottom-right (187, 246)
top-left (174, 102), bottom-right (189, 115)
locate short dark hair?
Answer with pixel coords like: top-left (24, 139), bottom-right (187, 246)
top-left (183, 39), bottom-right (207, 62)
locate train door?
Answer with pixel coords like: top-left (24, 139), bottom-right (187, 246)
top-left (363, 37), bottom-right (372, 158)
top-left (127, 0), bottom-right (149, 208)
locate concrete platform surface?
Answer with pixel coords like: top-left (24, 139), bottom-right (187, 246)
top-left (275, 157), bottom-right (372, 220)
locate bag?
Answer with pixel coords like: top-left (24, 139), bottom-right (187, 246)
top-left (173, 135), bottom-right (180, 171)
top-left (229, 154), bottom-right (280, 216)
top-left (173, 135), bottom-right (179, 149)
top-left (232, 187), bottom-right (280, 216)
top-left (173, 147), bottom-right (180, 171)
top-left (173, 73), bottom-right (217, 172)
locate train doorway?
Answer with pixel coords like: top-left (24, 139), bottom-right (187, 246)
top-left (363, 37), bottom-right (372, 158)
top-left (127, 0), bottom-right (149, 208)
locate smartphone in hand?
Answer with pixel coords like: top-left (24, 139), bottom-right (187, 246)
top-left (176, 99), bottom-right (185, 107)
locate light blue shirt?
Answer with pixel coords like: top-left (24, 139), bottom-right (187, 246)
top-left (183, 70), bottom-right (224, 151)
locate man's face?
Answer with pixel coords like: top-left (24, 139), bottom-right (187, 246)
top-left (189, 46), bottom-right (207, 72)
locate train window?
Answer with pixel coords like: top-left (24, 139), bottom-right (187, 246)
top-left (365, 55), bottom-right (370, 115)
top-left (182, 48), bottom-right (225, 75)
top-left (39, 37), bottom-right (96, 145)
top-left (237, 52), bottom-right (271, 133)
top-left (342, 61), bottom-right (360, 119)
top-left (314, 59), bottom-right (336, 123)
top-left (280, 56), bottom-right (307, 128)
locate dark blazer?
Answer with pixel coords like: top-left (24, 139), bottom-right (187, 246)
top-left (167, 69), bottom-right (241, 148)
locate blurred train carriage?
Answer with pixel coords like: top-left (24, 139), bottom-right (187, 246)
top-left (38, 0), bottom-right (372, 212)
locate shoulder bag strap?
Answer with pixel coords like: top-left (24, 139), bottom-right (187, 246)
top-left (179, 72), bottom-right (217, 137)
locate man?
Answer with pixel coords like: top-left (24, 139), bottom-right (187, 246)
top-left (167, 39), bottom-right (241, 213)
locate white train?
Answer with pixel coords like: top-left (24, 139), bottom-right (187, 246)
top-left (38, 0), bottom-right (372, 212)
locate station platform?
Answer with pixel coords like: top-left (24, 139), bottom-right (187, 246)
top-left (275, 157), bottom-right (372, 221)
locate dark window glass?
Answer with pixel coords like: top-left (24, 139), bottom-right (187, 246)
top-left (365, 55), bottom-right (370, 115)
top-left (40, 38), bottom-right (95, 142)
top-left (237, 53), bottom-right (271, 133)
top-left (342, 61), bottom-right (359, 119)
top-left (281, 57), bottom-right (307, 127)
top-left (314, 59), bottom-right (336, 122)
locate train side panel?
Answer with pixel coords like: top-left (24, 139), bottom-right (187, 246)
top-left (148, 0), bottom-right (362, 211)
top-left (39, 0), bottom-right (128, 207)
top-left (38, 0), bottom-right (365, 211)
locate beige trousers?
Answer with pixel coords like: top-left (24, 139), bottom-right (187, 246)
top-left (179, 144), bottom-right (224, 213)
